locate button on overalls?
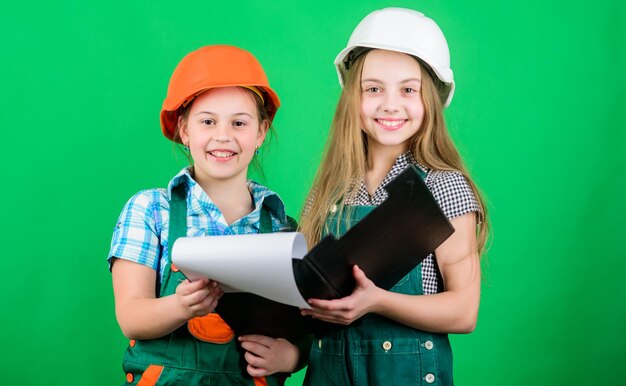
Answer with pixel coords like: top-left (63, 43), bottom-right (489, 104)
top-left (303, 169), bottom-right (453, 386)
top-left (121, 184), bottom-right (284, 386)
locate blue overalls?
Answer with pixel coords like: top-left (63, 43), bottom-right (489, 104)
top-left (304, 170), bottom-right (453, 386)
top-left (120, 184), bottom-right (285, 386)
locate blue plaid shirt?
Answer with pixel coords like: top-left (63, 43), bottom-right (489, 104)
top-left (108, 167), bottom-right (293, 283)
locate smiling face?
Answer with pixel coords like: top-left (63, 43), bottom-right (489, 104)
top-left (178, 87), bottom-right (268, 186)
top-left (360, 49), bottom-right (425, 155)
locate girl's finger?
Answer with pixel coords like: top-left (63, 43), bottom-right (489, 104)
top-left (240, 340), bottom-right (269, 357)
top-left (239, 334), bottom-right (273, 347)
top-left (246, 364), bottom-right (267, 378)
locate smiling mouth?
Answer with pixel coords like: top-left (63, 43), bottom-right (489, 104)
top-left (208, 150), bottom-right (237, 158)
top-left (375, 119), bottom-right (407, 130)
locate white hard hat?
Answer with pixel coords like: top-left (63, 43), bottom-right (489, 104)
top-left (334, 7), bottom-right (455, 107)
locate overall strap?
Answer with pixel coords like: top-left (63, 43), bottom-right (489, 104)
top-left (158, 183), bottom-right (188, 297)
top-left (259, 203), bottom-right (273, 234)
top-left (414, 164), bottom-right (427, 180)
top-left (169, 183), bottom-right (188, 259)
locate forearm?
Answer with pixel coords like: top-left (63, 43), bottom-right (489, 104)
top-left (116, 294), bottom-right (189, 340)
top-left (372, 287), bottom-right (479, 333)
top-left (372, 213), bottom-right (482, 334)
top-left (304, 214), bottom-right (482, 333)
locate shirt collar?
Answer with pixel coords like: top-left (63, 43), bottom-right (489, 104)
top-left (396, 151), bottom-right (428, 173)
top-left (247, 179), bottom-right (287, 221)
top-left (377, 151), bottom-right (428, 189)
top-left (349, 151), bottom-right (429, 205)
top-left (167, 167), bottom-right (287, 223)
top-left (167, 167), bottom-right (194, 196)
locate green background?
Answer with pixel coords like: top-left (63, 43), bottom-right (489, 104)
top-left (1, 0), bottom-right (624, 385)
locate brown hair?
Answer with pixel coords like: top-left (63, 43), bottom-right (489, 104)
top-left (299, 52), bottom-right (489, 256)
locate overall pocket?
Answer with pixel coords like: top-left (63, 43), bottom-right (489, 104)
top-left (352, 338), bottom-right (422, 385)
top-left (304, 338), bottom-right (349, 386)
top-left (187, 313), bottom-right (235, 344)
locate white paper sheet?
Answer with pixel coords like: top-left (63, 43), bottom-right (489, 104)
top-left (171, 232), bottom-right (311, 309)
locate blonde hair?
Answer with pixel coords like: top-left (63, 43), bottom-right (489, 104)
top-left (299, 51), bottom-right (490, 256)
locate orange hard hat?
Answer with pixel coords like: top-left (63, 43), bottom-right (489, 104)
top-left (160, 45), bottom-right (281, 142)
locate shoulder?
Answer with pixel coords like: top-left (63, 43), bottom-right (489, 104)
top-left (122, 188), bottom-right (169, 216)
top-left (109, 188), bottom-right (169, 270)
top-left (426, 169), bottom-right (471, 191)
top-left (425, 169), bottom-right (480, 220)
top-left (115, 188), bottom-right (170, 233)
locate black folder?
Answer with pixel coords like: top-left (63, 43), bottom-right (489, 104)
top-left (293, 165), bottom-right (455, 300)
top-left (215, 165), bottom-right (455, 339)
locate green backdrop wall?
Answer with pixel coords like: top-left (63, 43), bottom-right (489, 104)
top-left (1, 1), bottom-right (624, 385)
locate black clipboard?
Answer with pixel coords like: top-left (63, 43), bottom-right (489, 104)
top-left (293, 165), bottom-right (455, 300)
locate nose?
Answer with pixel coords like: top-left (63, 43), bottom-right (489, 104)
top-left (213, 123), bottom-right (232, 143)
top-left (382, 92), bottom-right (400, 113)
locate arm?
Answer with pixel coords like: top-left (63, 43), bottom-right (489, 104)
top-left (302, 212), bottom-right (480, 334)
top-left (111, 258), bottom-right (223, 340)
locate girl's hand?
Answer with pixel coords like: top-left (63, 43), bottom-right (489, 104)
top-left (301, 265), bottom-right (382, 325)
top-left (238, 335), bottom-right (299, 376)
top-left (174, 278), bottom-right (223, 319)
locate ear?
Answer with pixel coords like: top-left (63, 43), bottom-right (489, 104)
top-left (256, 119), bottom-right (270, 146)
top-left (178, 115), bottom-right (189, 145)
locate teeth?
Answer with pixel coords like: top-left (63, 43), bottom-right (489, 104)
top-left (210, 151), bottom-right (235, 158)
top-left (378, 119), bottom-right (404, 127)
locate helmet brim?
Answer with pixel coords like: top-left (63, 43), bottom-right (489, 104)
top-left (160, 84), bottom-right (280, 143)
top-left (334, 44), bottom-right (455, 108)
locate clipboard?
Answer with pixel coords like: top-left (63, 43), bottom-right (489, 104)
top-left (174, 165), bottom-right (455, 338)
top-left (293, 165), bottom-right (455, 300)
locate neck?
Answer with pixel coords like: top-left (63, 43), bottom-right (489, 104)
top-left (194, 170), bottom-right (254, 225)
top-left (364, 141), bottom-right (408, 195)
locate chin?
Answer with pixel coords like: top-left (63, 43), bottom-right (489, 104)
top-left (377, 138), bottom-right (411, 147)
top-left (211, 172), bottom-right (242, 181)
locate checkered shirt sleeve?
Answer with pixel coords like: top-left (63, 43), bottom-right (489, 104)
top-left (340, 152), bottom-right (481, 295)
top-left (108, 189), bottom-right (166, 271)
top-left (422, 170), bottom-right (480, 294)
top-left (425, 170), bottom-right (480, 220)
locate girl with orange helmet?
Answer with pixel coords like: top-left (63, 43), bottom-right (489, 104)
top-left (299, 8), bottom-right (489, 385)
top-left (108, 45), bottom-right (306, 385)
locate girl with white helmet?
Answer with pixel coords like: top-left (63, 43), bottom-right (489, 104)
top-left (300, 8), bottom-right (489, 385)
top-left (108, 45), bottom-right (308, 385)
